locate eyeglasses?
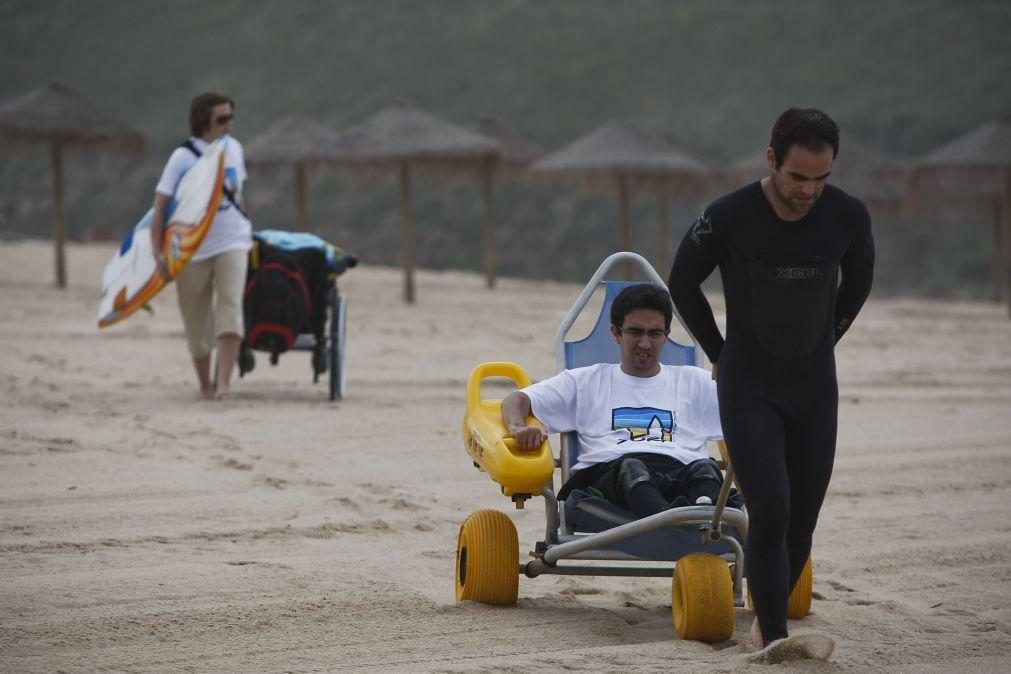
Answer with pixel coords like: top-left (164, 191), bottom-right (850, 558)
top-left (617, 327), bottom-right (668, 341)
top-left (214, 114), bottom-right (234, 126)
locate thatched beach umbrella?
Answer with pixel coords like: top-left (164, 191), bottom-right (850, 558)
top-left (531, 119), bottom-right (709, 276)
top-left (330, 102), bottom-right (500, 302)
top-left (244, 115), bottom-right (342, 231)
top-left (0, 81), bottom-right (144, 287)
top-left (471, 114), bottom-right (545, 287)
top-left (728, 136), bottom-right (906, 210)
top-left (473, 114), bottom-right (545, 172)
top-left (913, 116), bottom-right (1011, 311)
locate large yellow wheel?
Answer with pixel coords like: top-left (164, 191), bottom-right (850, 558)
top-left (455, 510), bottom-right (518, 605)
top-left (672, 552), bottom-right (735, 642)
top-left (746, 555), bottom-right (814, 618)
top-left (787, 556), bottom-right (813, 618)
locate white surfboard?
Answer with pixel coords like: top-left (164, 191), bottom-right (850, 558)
top-left (98, 136), bottom-right (228, 328)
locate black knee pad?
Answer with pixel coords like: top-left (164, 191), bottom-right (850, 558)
top-left (618, 458), bottom-right (652, 494)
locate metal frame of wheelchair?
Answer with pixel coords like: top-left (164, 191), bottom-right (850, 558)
top-left (235, 233), bottom-right (350, 401)
top-left (455, 252), bottom-right (811, 642)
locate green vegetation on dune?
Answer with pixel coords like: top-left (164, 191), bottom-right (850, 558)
top-left (1, 0), bottom-right (1009, 295)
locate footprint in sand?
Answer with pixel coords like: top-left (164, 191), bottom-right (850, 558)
top-left (218, 458), bottom-right (253, 470)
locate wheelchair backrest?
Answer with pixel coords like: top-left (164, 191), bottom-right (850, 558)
top-left (554, 253), bottom-right (702, 483)
top-left (563, 281), bottom-right (696, 369)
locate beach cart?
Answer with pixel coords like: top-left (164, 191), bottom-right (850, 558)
top-left (237, 229), bottom-right (356, 400)
top-left (455, 251), bottom-right (812, 642)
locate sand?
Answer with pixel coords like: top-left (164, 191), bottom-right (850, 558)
top-left (1, 240), bottom-right (1009, 672)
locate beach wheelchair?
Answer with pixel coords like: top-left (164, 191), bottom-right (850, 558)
top-left (456, 252), bottom-right (812, 642)
top-left (236, 229), bottom-right (357, 400)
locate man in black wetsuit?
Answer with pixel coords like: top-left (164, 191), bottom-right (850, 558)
top-left (668, 108), bottom-right (874, 653)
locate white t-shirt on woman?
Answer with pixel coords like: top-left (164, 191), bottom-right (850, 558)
top-left (154, 136), bottom-right (252, 262)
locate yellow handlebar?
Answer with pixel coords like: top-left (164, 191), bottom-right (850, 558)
top-left (466, 361), bottom-right (533, 412)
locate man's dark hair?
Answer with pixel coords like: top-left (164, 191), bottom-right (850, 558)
top-left (610, 284), bottom-right (673, 331)
top-left (769, 107), bottom-right (839, 169)
top-left (189, 92), bottom-right (235, 137)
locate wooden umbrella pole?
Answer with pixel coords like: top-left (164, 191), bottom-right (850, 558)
top-left (50, 140), bottom-right (66, 288)
top-left (295, 162), bottom-right (309, 231)
top-left (400, 164), bottom-right (415, 304)
top-left (482, 159), bottom-right (496, 289)
top-left (656, 188), bottom-right (669, 275)
top-left (992, 195), bottom-right (1003, 303)
top-left (618, 172), bottom-right (632, 279)
top-left (1005, 167), bottom-right (1011, 318)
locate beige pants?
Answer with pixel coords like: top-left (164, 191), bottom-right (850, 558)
top-left (175, 249), bottom-right (248, 359)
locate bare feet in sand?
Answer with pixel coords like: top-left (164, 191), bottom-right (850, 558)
top-left (750, 618), bottom-right (763, 648)
top-left (747, 632), bottom-right (835, 664)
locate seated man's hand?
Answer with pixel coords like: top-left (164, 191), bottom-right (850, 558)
top-left (509, 425), bottom-right (548, 452)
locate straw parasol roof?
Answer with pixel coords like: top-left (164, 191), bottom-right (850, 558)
top-left (913, 115), bottom-right (1011, 311)
top-left (332, 101), bottom-right (498, 166)
top-left (244, 115), bottom-right (341, 166)
top-left (0, 81), bottom-right (144, 152)
top-left (0, 81), bottom-right (145, 287)
top-left (534, 119), bottom-right (705, 178)
top-left (472, 114), bottom-right (544, 170)
top-left (728, 135), bottom-right (906, 204)
top-left (919, 115), bottom-right (1011, 169)
top-left (245, 115), bottom-right (343, 230)
top-left (531, 119), bottom-right (710, 274)
top-left (330, 102), bottom-right (501, 301)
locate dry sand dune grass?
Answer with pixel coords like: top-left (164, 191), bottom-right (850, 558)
top-left (1, 241), bottom-right (1009, 672)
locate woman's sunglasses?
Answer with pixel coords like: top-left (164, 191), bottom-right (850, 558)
top-left (214, 114), bottom-right (234, 126)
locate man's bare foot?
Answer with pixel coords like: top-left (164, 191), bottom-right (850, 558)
top-left (200, 387), bottom-right (215, 401)
top-left (750, 617), bottom-right (763, 648)
top-left (746, 632), bottom-right (835, 664)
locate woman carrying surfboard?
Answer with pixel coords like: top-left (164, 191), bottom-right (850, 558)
top-left (150, 92), bottom-right (253, 400)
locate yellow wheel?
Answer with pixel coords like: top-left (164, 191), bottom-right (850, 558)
top-left (672, 552), bottom-right (734, 642)
top-left (787, 556), bottom-right (813, 618)
top-left (455, 510), bottom-right (518, 605)
top-left (746, 555), bottom-right (814, 618)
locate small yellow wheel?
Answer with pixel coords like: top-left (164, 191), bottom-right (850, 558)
top-left (787, 556), bottom-right (813, 618)
top-left (672, 552), bottom-right (734, 642)
top-left (455, 510), bottom-right (518, 605)
top-left (746, 555), bottom-right (814, 618)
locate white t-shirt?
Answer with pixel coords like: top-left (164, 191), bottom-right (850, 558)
top-left (522, 363), bottom-right (722, 471)
top-left (155, 136), bottom-right (252, 262)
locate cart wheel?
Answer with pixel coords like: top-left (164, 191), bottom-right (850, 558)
top-left (745, 554), bottom-right (814, 618)
top-left (672, 552), bottom-right (734, 642)
top-left (329, 292), bottom-right (346, 400)
top-left (455, 510), bottom-right (518, 605)
top-left (787, 556), bottom-right (813, 618)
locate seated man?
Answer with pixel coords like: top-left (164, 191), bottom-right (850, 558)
top-left (502, 283), bottom-right (727, 518)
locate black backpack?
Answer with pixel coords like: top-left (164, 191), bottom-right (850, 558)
top-left (243, 253), bottom-right (311, 355)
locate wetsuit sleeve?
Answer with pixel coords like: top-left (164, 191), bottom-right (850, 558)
top-left (668, 210), bottom-right (726, 363)
top-left (834, 202), bottom-right (874, 342)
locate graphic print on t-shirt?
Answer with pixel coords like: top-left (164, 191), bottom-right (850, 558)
top-left (218, 167), bottom-right (239, 211)
top-left (612, 407), bottom-right (675, 444)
